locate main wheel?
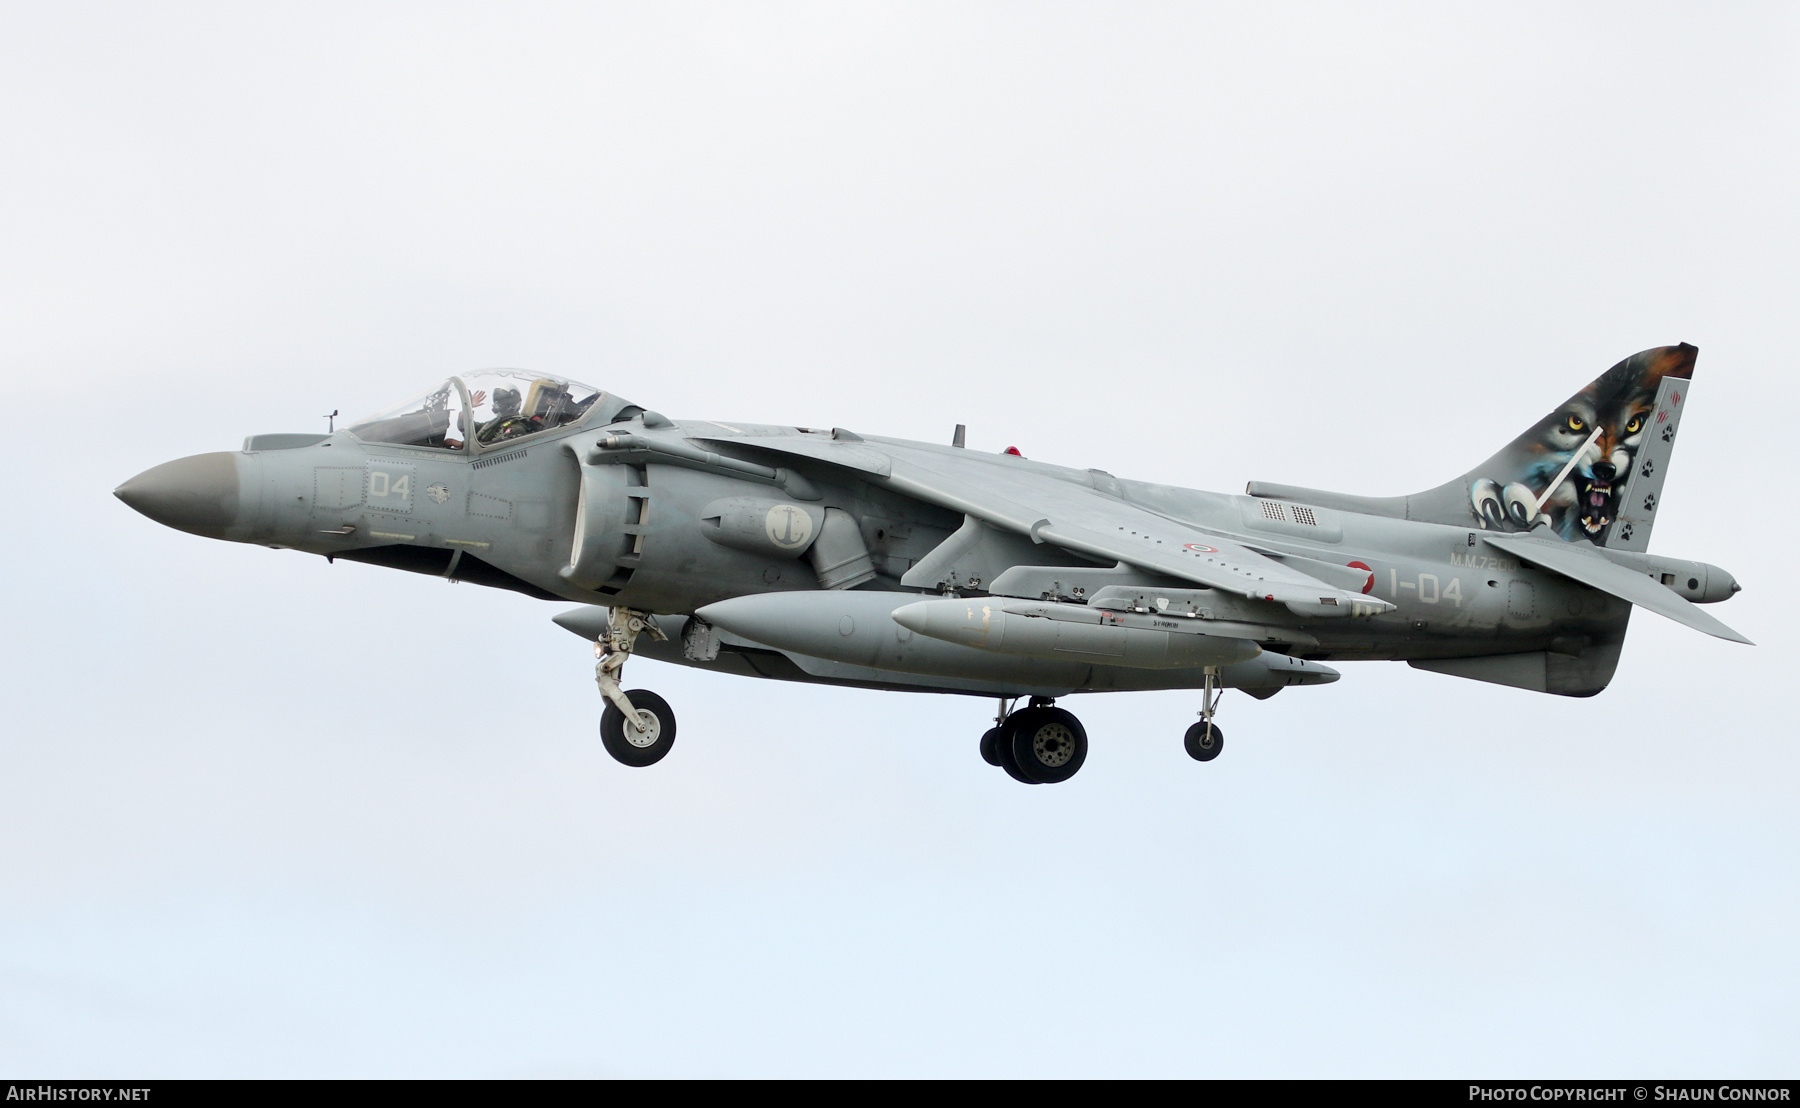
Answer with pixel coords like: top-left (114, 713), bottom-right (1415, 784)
top-left (1183, 720), bottom-right (1224, 762)
top-left (980, 726), bottom-right (1005, 767)
top-left (998, 736), bottom-right (1039, 784)
top-left (600, 689), bottom-right (677, 767)
top-left (1006, 706), bottom-right (1088, 784)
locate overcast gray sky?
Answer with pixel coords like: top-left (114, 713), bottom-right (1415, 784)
top-left (2, 1), bottom-right (1797, 1077)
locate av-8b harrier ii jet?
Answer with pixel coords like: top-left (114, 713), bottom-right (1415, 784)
top-left (117, 345), bottom-right (1748, 784)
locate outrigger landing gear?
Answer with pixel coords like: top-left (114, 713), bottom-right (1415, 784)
top-left (1183, 666), bottom-right (1225, 762)
top-left (983, 696), bottom-right (1088, 784)
top-left (979, 697), bottom-right (1012, 768)
top-left (594, 607), bottom-right (677, 767)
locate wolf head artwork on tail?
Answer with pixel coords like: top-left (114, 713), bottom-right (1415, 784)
top-left (1459, 344), bottom-right (1696, 549)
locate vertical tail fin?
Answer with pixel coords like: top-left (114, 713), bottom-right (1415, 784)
top-left (1416, 344), bottom-right (1697, 550)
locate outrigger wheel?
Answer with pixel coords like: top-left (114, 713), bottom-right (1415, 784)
top-left (1006, 705), bottom-right (1088, 784)
top-left (1183, 720), bottom-right (1224, 762)
top-left (600, 689), bottom-right (677, 767)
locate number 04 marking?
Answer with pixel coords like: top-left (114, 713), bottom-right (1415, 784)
top-left (368, 472), bottom-right (411, 498)
top-left (1389, 568), bottom-right (1464, 607)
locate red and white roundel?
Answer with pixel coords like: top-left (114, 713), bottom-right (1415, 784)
top-left (1184, 543), bottom-right (1218, 553)
top-left (1348, 560), bottom-right (1374, 594)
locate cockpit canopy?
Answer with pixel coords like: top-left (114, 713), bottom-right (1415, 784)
top-left (347, 372), bottom-right (630, 451)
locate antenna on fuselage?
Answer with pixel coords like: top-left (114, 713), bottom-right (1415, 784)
top-left (324, 409), bottom-right (338, 433)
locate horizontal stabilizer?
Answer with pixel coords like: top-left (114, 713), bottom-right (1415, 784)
top-left (1481, 533), bottom-right (1752, 645)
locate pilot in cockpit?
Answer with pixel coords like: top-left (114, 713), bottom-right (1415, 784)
top-left (475, 387), bottom-right (536, 444)
top-left (348, 374), bottom-right (608, 453)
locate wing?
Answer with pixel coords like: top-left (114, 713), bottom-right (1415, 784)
top-left (1481, 532), bottom-right (1751, 644)
top-left (696, 432), bottom-right (1390, 616)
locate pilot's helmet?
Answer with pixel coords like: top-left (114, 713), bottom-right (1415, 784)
top-left (493, 387), bottom-right (523, 415)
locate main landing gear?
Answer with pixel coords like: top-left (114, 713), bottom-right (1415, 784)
top-left (982, 697), bottom-right (1089, 785)
top-left (980, 669), bottom-right (1232, 780)
top-left (595, 607), bottom-right (677, 767)
top-left (1183, 666), bottom-right (1225, 763)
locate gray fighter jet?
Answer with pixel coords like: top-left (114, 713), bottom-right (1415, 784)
top-left (117, 344), bottom-right (1747, 784)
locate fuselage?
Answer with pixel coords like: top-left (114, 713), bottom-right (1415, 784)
top-left (117, 404), bottom-right (1736, 701)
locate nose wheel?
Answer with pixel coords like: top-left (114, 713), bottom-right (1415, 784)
top-left (981, 697), bottom-right (1088, 784)
top-left (593, 606), bottom-right (676, 767)
top-left (601, 689), bottom-right (678, 767)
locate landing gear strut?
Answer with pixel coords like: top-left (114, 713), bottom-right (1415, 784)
top-left (979, 697), bottom-right (1012, 768)
top-left (594, 607), bottom-right (677, 767)
top-left (1183, 666), bottom-right (1225, 762)
top-left (982, 696), bottom-right (1088, 784)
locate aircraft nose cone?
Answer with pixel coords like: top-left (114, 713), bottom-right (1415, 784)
top-left (115, 452), bottom-right (242, 538)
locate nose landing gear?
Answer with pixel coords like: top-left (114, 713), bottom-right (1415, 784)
top-left (594, 607), bottom-right (676, 767)
top-left (981, 696), bottom-right (1089, 784)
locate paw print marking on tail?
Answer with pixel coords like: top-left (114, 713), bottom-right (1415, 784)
top-left (1640, 458), bottom-right (1655, 479)
top-left (1618, 523), bottom-right (1634, 542)
top-left (1661, 424), bottom-right (1675, 443)
top-left (1643, 492), bottom-right (1657, 512)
